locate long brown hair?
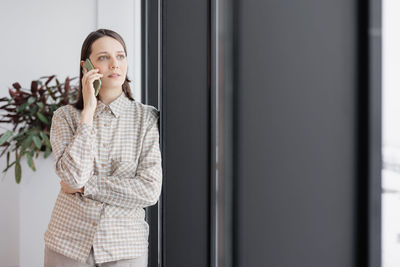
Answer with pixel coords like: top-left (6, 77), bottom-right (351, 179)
top-left (73, 29), bottom-right (134, 110)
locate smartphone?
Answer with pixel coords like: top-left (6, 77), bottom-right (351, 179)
top-left (81, 58), bottom-right (102, 96)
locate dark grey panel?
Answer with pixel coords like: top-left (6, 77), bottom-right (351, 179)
top-left (367, 1), bottom-right (382, 266)
top-left (235, 1), bottom-right (358, 266)
top-left (161, 0), bottom-right (210, 266)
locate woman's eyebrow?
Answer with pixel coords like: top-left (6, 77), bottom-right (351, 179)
top-left (96, 51), bottom-right (125, 55)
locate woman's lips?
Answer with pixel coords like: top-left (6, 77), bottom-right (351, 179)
top-left (108, 74), bottom-right (120, 78)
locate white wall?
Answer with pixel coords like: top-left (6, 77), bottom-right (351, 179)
top-left (382, 0), bottom-right (400, 149)
top-left (0, 1), bottom-right (141, 266)
top-left (382, 0), bottom-right (400, 267)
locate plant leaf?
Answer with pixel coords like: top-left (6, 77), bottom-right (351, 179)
top-left (27, 96), bottom-right (36, 105)
top-left (3, 160), bottom-right (15, 173)
top-left (0, 103), bottom-right (11, 109)
top-left (46, 87), bottom-right (57, 101)
top-left (45, 75), bottom-right (55, 86)
top-left (14, 129), bottom-right (28, 139)
top-left (26, 153), bottom-right (36, 171)
top-left (15, 159), bottom-right (21, 184)
top-left (8, 88), bottom-right (18, 98)
top-left (29, 105), bottom-right (39, 116)
top-left (39, 131), bottom-right (51, 146)
top-left (31, 80), bottom-right (38, 95)
top-left (21, 135), bottom-right (33, 153)
top-left (37, 112), bottom-right (49, 124)
top-left (12, 82), bottom-right (21, 90)
top-left (44, 146), bottom-right (51, 158)
top-left (0, 130), bottom-right (13, 146)
top-left (32, 136), bottom-right (41, 149)
top-left (55, 78), bottom-right (62, 94)
top-left (16, 101), bottom-right (29, 113)
top-left (49, 104), bottom-right (59, 114)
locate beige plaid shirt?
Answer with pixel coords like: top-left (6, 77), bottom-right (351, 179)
top-left (44, 92), bottom-right (162, 264)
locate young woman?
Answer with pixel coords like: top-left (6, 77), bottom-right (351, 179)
top-left (43, 29), bottom-right (162, 267)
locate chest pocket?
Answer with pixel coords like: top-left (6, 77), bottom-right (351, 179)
top-left (109, 123), bottom-right (139, 161)
top-left (110, 144), bottom-right (137, 162)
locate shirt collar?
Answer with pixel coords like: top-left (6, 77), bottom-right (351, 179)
top-left (94, 92), bottom-right (131, 118)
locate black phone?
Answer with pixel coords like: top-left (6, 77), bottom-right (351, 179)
top-left (82, 58), bottom-right (102, 96)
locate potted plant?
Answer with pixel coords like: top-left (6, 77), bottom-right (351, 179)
top-left (0, 75), bottom-right (79, 183)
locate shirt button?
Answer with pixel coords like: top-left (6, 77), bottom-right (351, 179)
top-left (101, 163), bottom-right (106, 167)
top-left (93, 222), bottom-right (97, 227)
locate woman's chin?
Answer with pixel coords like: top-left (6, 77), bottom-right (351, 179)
top-left (101, 82), bottom-right (124, 90)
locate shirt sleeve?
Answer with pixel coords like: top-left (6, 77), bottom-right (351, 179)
top-left (83, 109), bottom-right (162, 209)
top-left (50, 107), bottom-right (97, 189)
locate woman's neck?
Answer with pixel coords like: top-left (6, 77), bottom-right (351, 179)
top-left (98, 88), bottom-right (123, 105)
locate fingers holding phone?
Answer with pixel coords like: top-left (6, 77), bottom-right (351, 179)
top-left (81, 66), bottom-right (103, 113)
top-left (82, 58), bottom-right (102, 96)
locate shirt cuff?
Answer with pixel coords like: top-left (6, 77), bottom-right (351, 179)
top-left (83, 174), bottom-right (98, 198)
top-left (77, 121), bottom-right (97, 136)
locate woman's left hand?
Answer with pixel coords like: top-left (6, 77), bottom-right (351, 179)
top-left (60, 180), bottom-right (84, 194)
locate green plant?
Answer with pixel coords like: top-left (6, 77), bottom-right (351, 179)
top-left (0, 75), bottom-right (79, 183)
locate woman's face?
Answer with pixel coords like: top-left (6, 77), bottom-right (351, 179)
top-left (82, 36), bottom-right (128, 90)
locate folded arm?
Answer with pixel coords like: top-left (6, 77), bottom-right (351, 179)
top-left (83, 109), bottom-right (162, 209)
top-left (50, 108), bottom-right (96, 189)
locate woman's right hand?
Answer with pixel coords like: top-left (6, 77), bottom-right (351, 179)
top-left (81, 68), bottom-right (103, 114)
top-left (60, 180), bottom-right (84, 194)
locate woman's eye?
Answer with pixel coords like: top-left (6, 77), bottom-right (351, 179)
top-left (98, 55), bottom-right (124, 60)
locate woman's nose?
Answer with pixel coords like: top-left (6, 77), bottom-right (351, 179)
top-left (110, 58), bottom-right (119, 69)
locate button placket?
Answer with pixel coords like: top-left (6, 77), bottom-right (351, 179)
top-left (99, 116), bottom-right (113, 175)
